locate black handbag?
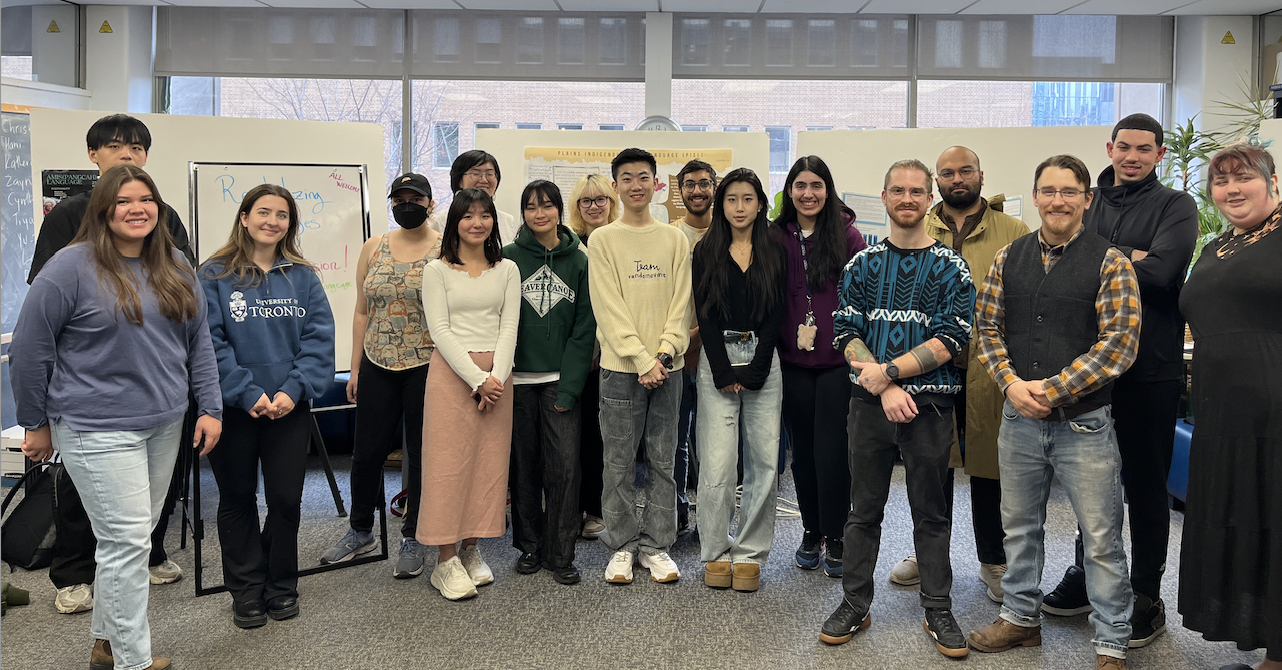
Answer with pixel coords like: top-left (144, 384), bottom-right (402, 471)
top-left (1, 463), bottom-right (58, 570)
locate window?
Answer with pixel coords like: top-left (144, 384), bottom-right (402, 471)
top-left (765, 20), bottom-right (793, 67)
top-left (474, 121), bottom-right (499, 143)
top-left (722, 125), bottom-right (748, 132)
top-left (432, 121), bottom-right (460, 168)
top-left (978, 20), bottom-right (1007, 70)
top-left (434, 17), bottom-right (460, 62)
top-left (517, 17), bottom-right (544, 64)
top-left (599, 123), bottom-right (625, 130)
top-left (558, 18), bottom-right (585, 65)
top-left (806, 125), bottom-right (833, 131)
top-left (852, 20), bottom-right (879, 68)
top-left (724, 19), bottom-right (752, 67)
top-left (476, 17), bottom-right (502, 63)
top-left (934, 20), bottom-right (963, 69)
top-left (808, 20), bottom-right (836, 67)
top-left (681, 18), bottom-right (710, 66)
top-left (916, 80), bottom-right (1164, 129)
top-left (599, 18), bottom-right (628, 65)
top-left (516, 122), bottom-right (543, 130)
top-left (558, 123), bottom-right (583, 130)
top-left (681, 125), bottom-right (707, 132)
top-left (767, 126), bottom-right (791, 174)
top-left (1, 56), bottom-right (32, 81)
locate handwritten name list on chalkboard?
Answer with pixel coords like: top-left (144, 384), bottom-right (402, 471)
top-left (2, 112), bottom-right (34, 334)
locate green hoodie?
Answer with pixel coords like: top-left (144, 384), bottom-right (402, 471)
top-left (503, 224), bottom-right (596, 410)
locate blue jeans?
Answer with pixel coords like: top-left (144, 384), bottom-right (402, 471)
top-left (695, 350), bottom-right (782, 565)
top-left (51, 417), bottom-right (184, 670)
top-left (599, 368), bottom-right (681, 555)
top-left (997, 401), bottom-right (1132, 659)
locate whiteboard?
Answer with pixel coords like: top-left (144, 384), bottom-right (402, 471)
top-left (190, 162), bottom-right (370, 373)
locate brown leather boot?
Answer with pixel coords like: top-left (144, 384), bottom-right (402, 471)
top-left (1096, 655), bottom-right (1127, 669)
top-left (90, 639), bottom-right (113, 670)
top-left (967, 618), bottom-right (1042, 653)
top-left (731, 563), bottom-right (760, 592)
top-left (703, 561), bottom-right (732, 589)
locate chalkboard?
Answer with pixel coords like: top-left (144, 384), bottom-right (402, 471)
top-left (2, 111), bottom-right (33, 334)
top-left (190, 162), bottom-right (370, 373)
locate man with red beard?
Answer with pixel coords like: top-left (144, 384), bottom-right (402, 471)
top-left (821, 159), bottom-right (975, 659)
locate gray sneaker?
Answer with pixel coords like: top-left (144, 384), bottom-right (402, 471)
top-left (320, 528), bottom-right (378, 565)
top-left (393, 538), bottom-right (427, 579)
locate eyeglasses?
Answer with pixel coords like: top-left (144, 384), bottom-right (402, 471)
top-left (464, 169), bottom-right (497, 181)
top-left (1037, 188), bottom-right (1084, 199)
top-left (937, 167), bottom-right (977, 180)
top-left (887, 186), bottom-right (929, 200)
top-left (578, 196), bottom-right (610, 209)
top-left (681, 179), bottom-right (715, 191)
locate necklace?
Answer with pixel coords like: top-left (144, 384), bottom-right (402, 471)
top-left (731, 241), bottom-right (752, 252)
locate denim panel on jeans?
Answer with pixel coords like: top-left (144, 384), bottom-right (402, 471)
top-left (51, 417), bottom-right (184, 670)
top-left (695, 349), bottom-right (782, 565)
top-left (997, 400), bottom-right (1132, 658)
top-left (598, 368), bottom-right (680, 555)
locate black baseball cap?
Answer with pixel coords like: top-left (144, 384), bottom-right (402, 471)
top-left (389, 172), bottom-right (432, 199)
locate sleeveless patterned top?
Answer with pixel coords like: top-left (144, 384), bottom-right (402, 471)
top-left (362, 233), bottom-right (442, 370)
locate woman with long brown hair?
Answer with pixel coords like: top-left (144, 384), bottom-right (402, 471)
top-left (12, 164), bottom-right (223, 670)
top-left (200, 184), bottom-right (335, 628)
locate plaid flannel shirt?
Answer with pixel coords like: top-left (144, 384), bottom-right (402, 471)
top-left (975, 228), bottom-right (1142, 407)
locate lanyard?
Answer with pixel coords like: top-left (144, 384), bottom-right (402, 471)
top-left (792, 225), bottom-right (815, 321)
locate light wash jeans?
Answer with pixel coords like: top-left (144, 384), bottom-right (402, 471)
top-left (52, 417), bottom-right (184, 670)
top-left (996, 400), bottom-right (1132, 659)
top-left (599, 368), bottom-right (681, 555)
top-left (695, 349), bottom-right (782, 565)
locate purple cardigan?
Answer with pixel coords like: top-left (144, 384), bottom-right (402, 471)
top-left (776, 212), bottom-right (867, 369)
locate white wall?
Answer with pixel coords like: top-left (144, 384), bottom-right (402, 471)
top-left (476, 129), bottom-right (771, 218)
top-left (28, 108), bottom-right (389, 238)
top-left (1, 78), bottom-right (92, 111)
top-left (1175, 15), bottom-right (1257, 135)
top-left (84, 6), bottom-right (154, 113)
top-left (30, 5), bottom-right (77, 88)
top-left (797, 125), bottom-right (1116, 230)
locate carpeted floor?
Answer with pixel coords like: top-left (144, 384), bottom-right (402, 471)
top-left (0, 456), bottom-right (1267, 670)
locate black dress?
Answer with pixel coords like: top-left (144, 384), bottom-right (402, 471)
top-left (1177, 205), bottom-right (1282, 654)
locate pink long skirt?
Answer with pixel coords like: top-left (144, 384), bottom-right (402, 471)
top-left (416, 351), bottom-right (512, 546)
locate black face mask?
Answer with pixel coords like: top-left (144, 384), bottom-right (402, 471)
top-left (392, 202), bottom-right (429, 229)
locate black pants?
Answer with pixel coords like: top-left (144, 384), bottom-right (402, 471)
top-left (781, 362), bottom-right (852, 541)
top-left (510, 382), bottom-right (582, 569)
top-left (350, 354), bottom-right (427, 538)
top-left (1074, 379), bottom-right (1180, 601)
top-left (208, 407), bottom-right (310, 604)
top-left (843, 399), bottom-right (955, 611)
top-left (578, 369), bottom-right (604, 518)
top-left (970, 475), bottom-right (1006, 565)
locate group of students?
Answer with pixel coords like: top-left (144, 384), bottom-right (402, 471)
top-left (8, 111), bottom-right (1279, 670)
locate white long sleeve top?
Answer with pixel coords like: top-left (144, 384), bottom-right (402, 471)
top-left (420, 258), bottom-right (521, 391)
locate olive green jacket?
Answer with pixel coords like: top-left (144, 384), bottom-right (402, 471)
top-left (926, 196), bottom-right (1031, 479)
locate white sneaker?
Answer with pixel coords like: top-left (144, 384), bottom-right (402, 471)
top-left (638, 551), bottom-right (680, 583)
top-left (889, 551), bottom-right (920, 586)
top-left (604, 550), bottom-right (634, 584)
top-left (581, 515), bottom-right (606, 539)
top-left (458, 544), bottom-right (494, 587)
top-left (979, 563), bottom-right (1008, 603)
top-left (54, 584), bottom-right (93, 614)
top-left (148, 559), bottom-right (183, 585)
top-left (430, 556), bottom-right (478, 600)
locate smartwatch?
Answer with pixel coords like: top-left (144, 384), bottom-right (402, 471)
top-left (657, 352), bottom-right (674, 370)
top-left (885, 362), bottom-right (900, 380)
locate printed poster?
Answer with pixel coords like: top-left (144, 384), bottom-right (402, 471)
top-left (42, 169), bottom-right (98, 215)
top-left (524, 147), bottom-right (734, 224)
top-left (841, 192), bottom-right (888, 246)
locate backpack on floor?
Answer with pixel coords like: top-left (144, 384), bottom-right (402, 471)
top-left (1, 463), bottom-right (58, 570)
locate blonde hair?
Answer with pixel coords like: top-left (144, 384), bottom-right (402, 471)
top-left (567, 173), bottom-right (619, 237)
top-left (203, 184), bottom-right (316, 287)
top-left (72, 165), bottom-right (198, 325)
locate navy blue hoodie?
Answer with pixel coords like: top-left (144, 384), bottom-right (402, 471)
top-left (200, 258), bottom-right (336, 412)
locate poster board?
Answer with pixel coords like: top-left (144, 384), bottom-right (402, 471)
top-left (798, 125), bottom-right (1116, 230)
top-left (191, 162), bottom-right (370, 372)
top-left (476, 129), bottom-right (771, 219)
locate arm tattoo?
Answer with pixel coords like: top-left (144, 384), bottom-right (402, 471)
top-left (900, 338), bottom-right (953, 378)
top-left (844, 338), bottom-right (877, 365)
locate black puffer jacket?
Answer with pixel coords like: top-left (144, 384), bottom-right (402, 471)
top-left (1083, 165), bottom-right (1198, 384)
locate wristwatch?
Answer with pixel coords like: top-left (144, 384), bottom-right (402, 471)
top-left (657, 352), bottom-right (674, 370)
top-left (885, 362), bottom-right (900, 380)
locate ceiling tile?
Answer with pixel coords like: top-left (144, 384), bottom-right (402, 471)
top-left (1165, 0), bottom-right (1282, 14)
top-left (760, 0), bottom-right (876, 12)
top-left (1060, 0), bottom-right (1190, 14)
top-left (159, 0), bottom-right (264, 6)
top-left (355, 0), bottom-right (457, 7)
top-left (261, 0), bottom-right (365, 6)
top-left (659, 0), bottom-right (762, 12)
top-left (456, 0), bottom-right (560, 9)
top-left (860, 0), bottom-right (975, 13)
top-left (961, 0), bottom-right (1084, 14)
top-left (557, 0), bottom-right (660, 9)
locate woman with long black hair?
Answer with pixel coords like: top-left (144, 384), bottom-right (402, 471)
top-left (692, 168), bottom-right (786, 592)
top-left (773, 155), bottom-right (867, 578)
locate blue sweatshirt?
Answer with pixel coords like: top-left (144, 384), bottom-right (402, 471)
top-left (11, 243), bottom-right (222, 432)
top-left (200, 258), bottom-right (336, 413)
